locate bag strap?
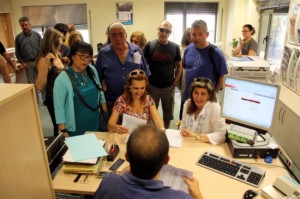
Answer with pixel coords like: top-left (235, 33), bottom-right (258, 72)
top-left (65, 69), bottom-right (98, 111)
top-left (207, 44), bottom-right (219, 87)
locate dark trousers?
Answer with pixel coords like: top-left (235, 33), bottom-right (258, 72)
top-left (46, 97), bottom-right (58, 136)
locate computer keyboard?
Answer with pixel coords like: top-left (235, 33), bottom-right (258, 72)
top-left (197, 151), bottom-right (266, 187)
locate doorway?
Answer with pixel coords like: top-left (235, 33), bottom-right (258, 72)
top-left (257, 8), bottom-right (288, 70)
top-left (0, 13), bottom-right (15, 48)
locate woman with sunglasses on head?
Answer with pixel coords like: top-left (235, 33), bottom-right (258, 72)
top-left (232, 24), bottom-right (258, 57)
top-left (54, 41), bottom-right (107, 137)
top-left (180, 77), bottom-right (226, 145)
top-left (107, 69), bottom-right (164, 134)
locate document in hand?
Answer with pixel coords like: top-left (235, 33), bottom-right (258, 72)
top-left (65, 134), bottom-right (108, 162)
top-left (123, 114), bottom-right (147, 142)
top-left (122, 113), bottom-right (147, 133)
top-left (160, 164), bottom-right (193, 193)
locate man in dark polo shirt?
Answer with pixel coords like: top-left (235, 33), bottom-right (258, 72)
top-left (144, 20), bottom-right (182, 129)
top-left (94, 125), bottom-right (203, 199)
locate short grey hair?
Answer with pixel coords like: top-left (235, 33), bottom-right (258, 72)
top-left (191, 20), bottom-right (208, 32)
top-left (109, 22), bottom-right (127, 34)
top-left (19, 16), bottom-right (30, 23)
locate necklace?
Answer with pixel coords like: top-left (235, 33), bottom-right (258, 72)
top-left (73, 70), bottom-right (87, 86)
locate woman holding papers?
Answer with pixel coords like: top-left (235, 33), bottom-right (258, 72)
top-left (108, 69), bottom-right (164, 134)
top-left (54, 42), bottom-right (107, 137)
top-left (180, 77), bottom-right (226, 145)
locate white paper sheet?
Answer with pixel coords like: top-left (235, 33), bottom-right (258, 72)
top-left (165, 129), bottom-right (182, 148)
top-left (160, 164), bottom-right (193, 193)
top-left (122, 114), bottom-right (147, 143)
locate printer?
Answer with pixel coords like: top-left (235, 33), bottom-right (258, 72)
top-left (227, 56), bottom-right (272, 82)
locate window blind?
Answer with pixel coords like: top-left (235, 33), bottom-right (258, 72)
top-left (22, 4), bottom-right (87, 27)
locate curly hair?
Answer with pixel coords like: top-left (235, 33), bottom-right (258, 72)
top-left (130, 31), bottom-right (147, 49)
top-left (186, 77), bottom-right (217, 114)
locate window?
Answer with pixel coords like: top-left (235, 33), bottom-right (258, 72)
top-left (22, 4), bottom-right (89, 42)
top-left (165, 2), bottom-right (218, 45)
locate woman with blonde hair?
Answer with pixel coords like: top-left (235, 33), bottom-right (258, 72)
top-left (36, 28), bottom-right (65, 136)
top-left (130, 31), bottom-right (147, 50)
top-left (68, 31), bottom-right (84, 47)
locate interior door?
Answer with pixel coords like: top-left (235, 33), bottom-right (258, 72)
top-left (0, 13), bottom-right (15, 48)
top-left (257, 11), bottom-right (272, 58)
top-left (266, 12), bottom-right (288, 66)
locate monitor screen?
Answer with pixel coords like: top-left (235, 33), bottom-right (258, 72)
top-left (221, 76), bottom-right (280, 132)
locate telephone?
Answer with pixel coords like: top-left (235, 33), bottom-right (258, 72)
top-left (262, 175), bottom-right (300, 199)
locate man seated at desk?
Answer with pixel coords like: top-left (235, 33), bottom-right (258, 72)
top-left (94, 125), bottom-right (203, 199)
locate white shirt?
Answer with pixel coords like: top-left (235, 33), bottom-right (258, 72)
top-left (180, 100), bottom-right (226, 145)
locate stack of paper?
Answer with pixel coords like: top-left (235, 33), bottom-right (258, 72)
top-left (61, 134), bottom-right (108, 173)
top-left (62, 162), bottom-right (99, 174)
top-left (64, 134), bottom-right (108, 162)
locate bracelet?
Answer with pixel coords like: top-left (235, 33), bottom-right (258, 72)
top-left (58, 129), bottom-right (67, 134)
top-left (195, 134), bottom-right (200, 140)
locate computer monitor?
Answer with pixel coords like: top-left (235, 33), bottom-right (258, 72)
top-left (221, 76), bottom-right (280, 133)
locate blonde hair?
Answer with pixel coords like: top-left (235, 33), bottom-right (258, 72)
top-left (37, 28), bottom-right (62, 59)
top-left (68, 31), bottom-right (84, 47)
top-left (130, 31), bottom-right (147, 49)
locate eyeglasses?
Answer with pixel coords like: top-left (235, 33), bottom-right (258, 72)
top-left (159, 28), bottom-right (172, 34)
top-left (129, 70), bottom-right (146, 79)
top-left (241, 30), bottom-right (250, 33)
top-left (76, 53), bottom-right (92, 62)
top-left (193, 77), bottom-right (213, 91)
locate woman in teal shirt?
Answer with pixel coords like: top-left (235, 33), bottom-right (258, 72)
top-left (54, 42), bottom-right (107, 137)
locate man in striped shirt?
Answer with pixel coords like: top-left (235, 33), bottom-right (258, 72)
top-left (15, 16), bottom-right (41, 85)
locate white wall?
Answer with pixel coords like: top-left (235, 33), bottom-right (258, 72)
top-left (7, 0), bottom-right (259, 55)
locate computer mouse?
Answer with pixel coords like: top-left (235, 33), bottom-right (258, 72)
top-left (243, 189), bottom-right (257, 199)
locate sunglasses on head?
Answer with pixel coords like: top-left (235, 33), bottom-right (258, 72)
top-left (193, 77), bottom-right (213, 91)
top-left (159, 28), bottom-right (172, 34)
top-left (129, 70), bottom-right (146, 78)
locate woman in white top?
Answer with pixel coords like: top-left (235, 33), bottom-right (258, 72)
top-left (180, 77), bottom-right (226, 145)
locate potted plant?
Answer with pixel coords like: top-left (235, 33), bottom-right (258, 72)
top-left (229, 38), bottom-right (239, 49)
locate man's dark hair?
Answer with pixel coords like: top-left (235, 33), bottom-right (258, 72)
top-left (54, 23), bottom-right (69, 36)
top-left (127, 125), bottom-right (169, 179)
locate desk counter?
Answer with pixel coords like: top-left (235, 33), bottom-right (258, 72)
top-left (52, 132), bottom-right (289, 198)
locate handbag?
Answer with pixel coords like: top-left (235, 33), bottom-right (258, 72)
top-left (65, 69), bottom-right (108, 131)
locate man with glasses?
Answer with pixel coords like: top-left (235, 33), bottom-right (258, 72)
top-left (143, 20), bottom-right (182, 129)
top-left (95, 22), bottom-right (150, 117)
top-left (180, 20), bottom-right (228, 119)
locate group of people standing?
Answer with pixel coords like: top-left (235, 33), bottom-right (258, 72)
top-left (1, 15), bottom-right (259, 199)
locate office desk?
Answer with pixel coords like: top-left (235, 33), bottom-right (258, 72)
top-left (53, 132), bottom-right (289, 198)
